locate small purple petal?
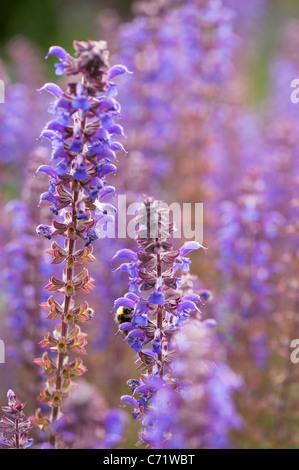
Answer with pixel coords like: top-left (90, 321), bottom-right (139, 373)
top-left (108, 124), bottom-right (126, 137)
top-left (202, 319), bottom-right (217, 328)
top-left (7, 390), bottom-right (15, 401)
top-left (110, 142), bottom-right (127, 153)
top-left (120, 395), bottom-right (139, 408)
top-left (119, 322), bottom-right (135, 332)
top-left (54, 63), bottom-right (66, 76)
top-left (46, 46), bottom-right (68, 62)
top-left (127, 329), bottom-right (147, 353)
top-left (114, 297), bottom-right (135, 310)
top-left (96, 162), bottom-right (117, 177)
top-left (125, 292), bottom-right (140, 302)
top-left (24, 439), bottom-right (34, 449)
top-left (37, 83), bottom-right (63, 98)
top-left (182, 294), bottom-right (201, 303)
top-left (179, 241), bottom-right (202, 256)
top-left (178, 300), bottom-right (199, 313)
top-left (39, 192), bottom-right (57, 205)
top-left (108, 64), bottom-right (133, 79)
top-left (99, 186), bottom-right (115, 199)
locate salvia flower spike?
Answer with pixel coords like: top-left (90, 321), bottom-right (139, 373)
top-left (113, 196), bottom-right (208, 445)
top-left (33, 40), bottom-right (130, 447)
top-left (0, 390), bottom-right (33, 449)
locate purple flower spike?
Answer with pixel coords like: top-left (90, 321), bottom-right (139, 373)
top-left (38, 82), bottom-right (63, 98)
top-left (34, 40), bottom-right (128, 448)
top-left (113, 197), bottom-right (212, 446)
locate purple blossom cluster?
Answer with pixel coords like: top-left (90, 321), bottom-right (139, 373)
top-left (115, 0), bottom-right (236, 196)
top-left (31, 40), bottom-right (130, 447)
top-left (139, 320), bottom-right (242, 449)
top-left (215, 169), bottom-right (282, 358)
top-left (113, 196), bottom-right (204, 356)
top-left (0, 390), bottom-right (33, 449)
top-left (112, 197), bottom-right (238, 447)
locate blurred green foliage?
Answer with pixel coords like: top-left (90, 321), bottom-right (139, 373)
top-left (0, 0), bottom-right (134, 51)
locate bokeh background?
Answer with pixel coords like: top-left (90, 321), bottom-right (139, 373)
top-left (1, 0), bottom-right (299, 449)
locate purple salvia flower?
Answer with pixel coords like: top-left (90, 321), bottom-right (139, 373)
top-left (113, 0), bottom-right (236, 196)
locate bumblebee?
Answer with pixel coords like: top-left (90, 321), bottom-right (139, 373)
top-left (115, 306), bottom-right (133, 336)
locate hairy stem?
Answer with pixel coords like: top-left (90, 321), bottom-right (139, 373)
top-left (15, 419), bottom-right (20, 449)
top-left (156, 251), bottom-right (163, 376)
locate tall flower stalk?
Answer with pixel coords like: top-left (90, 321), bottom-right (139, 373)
top-left (32, 40), bottom-right (130, 447)
top-left (113, 197), bottom-right (241, 447)
top-left (139, 320), bottom-right (242, 449)
top-left (113, 197), bottom-right (208, 445)
top-left (0, 390), bottom-right (33, 449)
